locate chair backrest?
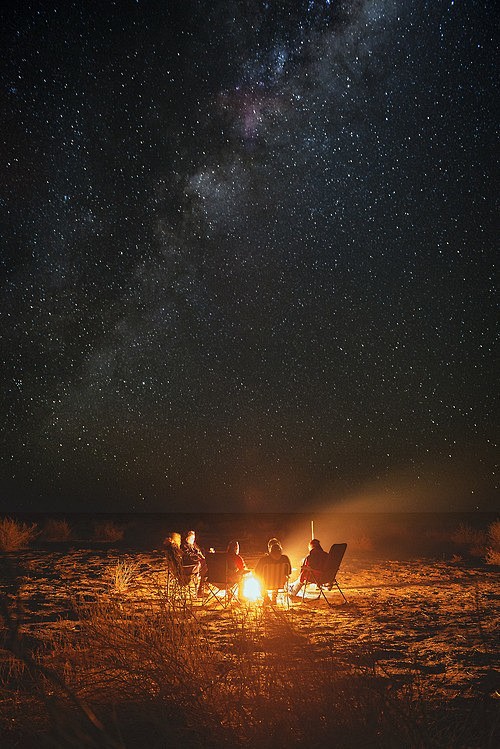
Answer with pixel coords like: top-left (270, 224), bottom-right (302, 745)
top-left (166, 554), bottom-right (197, 586)
top-left (206, 552), bottom-right (228, 585)
top-left (180, 563), bottom-right (199, 585)
top-left (165, 547), bottom-right (182, 579)
top-left (258, 561), bottom-right (289, 591)
top-left (318, 543), bottom-right (347, 584)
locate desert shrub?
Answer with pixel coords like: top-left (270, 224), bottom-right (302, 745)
top-left (451, 523), bottom-right (487, 548)
top-left (487, 519), bottom-right (500, 549)
top-left (0, 517), bottom-right (38, 551)
top-left (41, 518), bottom-right (72, 541)
top-left (484, 520), bottom-right (500, 565)
top-left (484, 547), bottom-right (500, 565)
top-left (93, 520), bottom-right (124, 543)
top-left (104, 559), bottom-right (138, 593)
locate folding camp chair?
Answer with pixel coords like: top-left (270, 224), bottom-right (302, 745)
top-left (302, 543), bottom-right (348, 605)
top-left (203, 552), bottom-right (238, 608)
top-left (257, 561), bottom-right (291, 609)
top-left (165, 557), bottom-right (200, 607)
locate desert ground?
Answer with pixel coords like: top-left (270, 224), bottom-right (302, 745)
top-left (0, 517), bottom-right (499, 748)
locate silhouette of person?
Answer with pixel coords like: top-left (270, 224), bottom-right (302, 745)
top-left (255, 539), bottom-right (292, 604)
top-left (289, 538), bottom-right (328, 596)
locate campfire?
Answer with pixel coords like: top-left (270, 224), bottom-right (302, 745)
top-left (242, 573), bottom-right (261, 602)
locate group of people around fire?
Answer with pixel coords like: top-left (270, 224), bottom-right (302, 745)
top-left (163, 528), bottom-right (330, 604)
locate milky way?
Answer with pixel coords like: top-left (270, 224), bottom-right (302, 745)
top-left (1, 1), bottom-right (497, 512)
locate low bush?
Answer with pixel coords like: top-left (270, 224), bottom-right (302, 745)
top-left (104, 559), bottom-right (138, 593)
top-left (0, 517), bottom-right (38, 551)
top-left (487, 519), bottom-right (500, 549)
top-left (451, 523), bottom-right (487, 549)
top-left (93, 521), bottom-right (124, 543)
top-left (484, 520), bottom-right (500, 565)
top-left (484, 547), bottom-right (500, 565)
top-left (41, 518), bottom-right (72, 542)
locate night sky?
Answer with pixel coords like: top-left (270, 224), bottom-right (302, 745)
top-left (1, 1), bottom-right (497, 514)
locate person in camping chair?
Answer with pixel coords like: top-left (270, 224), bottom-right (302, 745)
top-left (181, 529), bottom-right (207, 596)
top-left (225, 540), bottom-right (250, 600)
top-left (163, 532), bottom-right (184, 577)
top-left (260, 540), bottom-right (291, 571)
top-left (289, 538), bottom-right (328, 597)
top-left (254, 540), bottom-right (292, 604)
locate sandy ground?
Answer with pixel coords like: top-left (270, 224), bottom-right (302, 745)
top-left (1, 548), bottom-right (498, 705)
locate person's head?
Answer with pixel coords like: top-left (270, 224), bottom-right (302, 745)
top-left (267, 537), bottom-right (279, 553)
top-left (165, 532), bottom-right (181, 548)
top-left (185, 530), bottom-right (196, 545)
top-left (269, 542), bottom-right (282, 560)
top-left (227, 539), bottom-right (239, 555)
top-left (309, 538), bottom-right (321, 551)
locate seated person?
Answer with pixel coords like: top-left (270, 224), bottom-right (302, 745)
top-left (225, 540), bottom-right (250, 599)
top-left (163, 532), bottom-right (183, 575)
top-left (289, 538), bottom-right (328, 596)
top-left (181, 529), bottom-right (207, 595)
top-left (163, 531), bottom-right (200, 584)
top-left (255, 540), bottom-right (292, 604)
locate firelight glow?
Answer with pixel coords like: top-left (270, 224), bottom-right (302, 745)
top-left (242, 574), bottom-right (261, 602)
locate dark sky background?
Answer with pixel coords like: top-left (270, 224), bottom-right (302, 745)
top-left (1, 0), bottom-right (497, 514)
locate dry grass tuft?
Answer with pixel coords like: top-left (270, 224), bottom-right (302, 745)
top-left (0, 517), bottom-right (38, 551)
top-left (41, 518), bottom-right (72, 542)
top-left (104, 560), bottom-right (139, 593)
top-left (93, 521), bottom-right (124, 543)
top-left (484, 520), bottom-right (500, 565)
top-left (451, 523), bottom-right (487, 551)
top-left (484, 547), bottom-right (500, 565)
top-left (487, 519), bottom-right (500, 549)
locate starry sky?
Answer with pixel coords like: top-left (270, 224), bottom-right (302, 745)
top-left (1, 0), bottom-right (497, 514)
